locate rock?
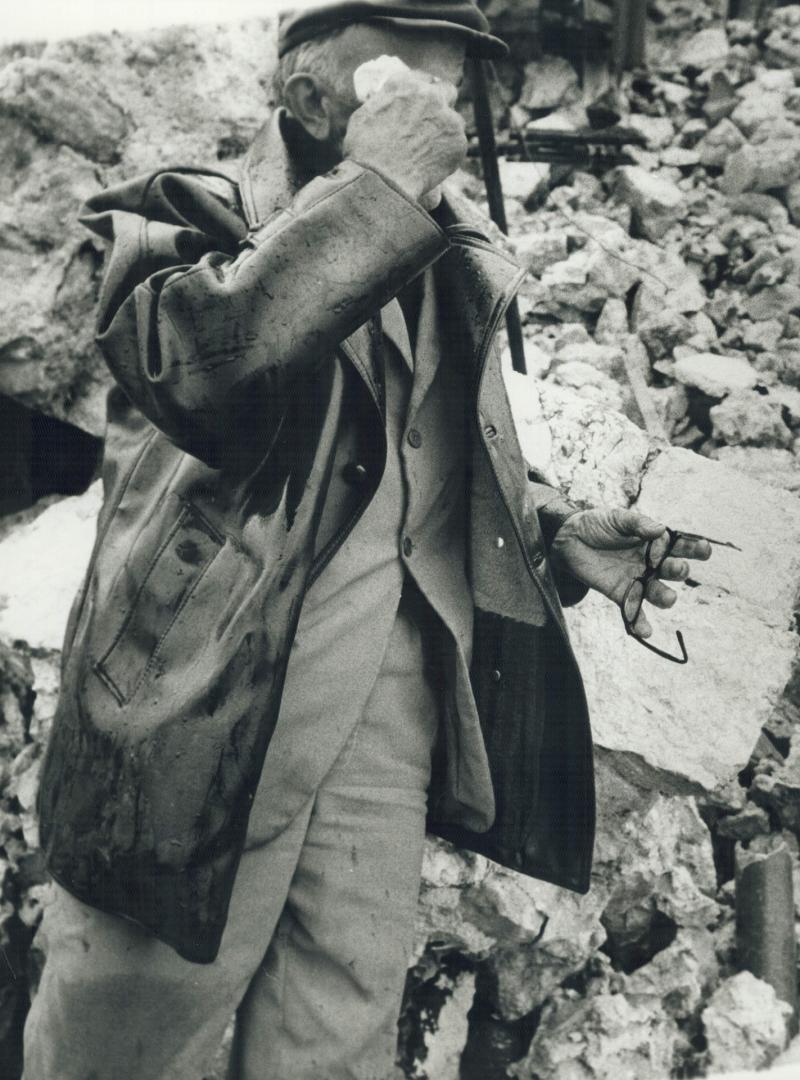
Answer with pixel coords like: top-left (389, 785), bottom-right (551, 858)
top-left (625, 927), bottom-right (719, 1019)
top-left (417, 841), bottom-right (548, 960)
top-left (679, 117), bottom-right (708, 147)
top-left (751, 739), bottom-right (800, 833)
top-left (731, 90), bottom-right (788, 138)
top-left (710, 446), bottom-right (800, 492)
top-left (660, 146), bottom-right (700, 168)
top-left (512, 230), bottom-right (568, 275)
top-left (741, 319), bottom-right (785, 353)
top-left (518, 56), bottom-right (580, 112)
top-left (764, 5), bottom-right (800, 69)
top-left (697, 117), bottom-right (746, 168)
top-left (659, 80), bottom-right (693, 110)
top-left (651, 384), bottom-right (690, 437)
top-left (785, 179), bottom-right (800, 227)
top-left (752, 66), bottom-right (797, 96)
top-left (703, 70), bottom-right (739, 124)
top-left (702, 971), bottom-right (793, 1073)
top-left (774, 1028), bottom-right (800, 1067)
top-left (536, 232), bottom-right (643, 316)
top-left (598, 794), bottom-right (719, 948)
top-left (552, 341), bottom-right (626, 379)
top-left (710, 390), bottom-right (793, 448)
top-left (509, 987), bottom-right (683, 1080)
top-left (635, 309), bottom-right (693, 360)
top-left (744, 284), bottom-right (800, 325)
top-left (613, 166), bottom-right (685, 241)
top-left (0, 58), bottom-right (129, 163)
top-left (716, 804), bottom-right (771, 840)
top-left (594, 298), bottom-right (629, 344)
top-left (506, 379), bottom-right (652, 507)
top-left (673, 351), bottom-right (757, 397)
top-left (497, 160), bottom-right (549, 208)
top-left (566, 446), bottom-right (800, 791)
top-left (550, 361), bottom-right (625, 413)
top-left (0, 483), bottom-right (102, 649)
top-left (680, 27), bottom-right (730, 71)
top-left (722, 139), bottom-right (800, 195)
top-left (412, 969), bottom-right (475, 1080)
top-left (0, 18), bottom-right (279, 434)
top-left (626, 114), bottom-right (676, 151)
top-left (690, 311), bottom-right (719, 347)
top-left (728, 193), bottom-right (790, 234)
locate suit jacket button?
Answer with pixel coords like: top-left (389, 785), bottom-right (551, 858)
top-left (532, 550), bottom-right (545, 568)
top-left (402, 536), bottom-right (414, 557)
top-left (407, 428), bottom-right (422, 449)
top-left (341, 462), bottom-right (368, 485)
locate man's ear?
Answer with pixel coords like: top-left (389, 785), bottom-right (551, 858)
top-left (283, 73), bottom-right (333, 142)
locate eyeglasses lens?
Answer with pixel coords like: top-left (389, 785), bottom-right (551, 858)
top-left (623, 579), bottom-right (645, 624)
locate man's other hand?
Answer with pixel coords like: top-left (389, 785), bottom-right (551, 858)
top-left (550, 508), bottom-right (712, 638)
top-left (343, 68), bottom-right (467, 204)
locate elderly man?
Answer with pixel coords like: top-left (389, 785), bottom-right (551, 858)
top-left (24, 2), bottom-right (711, 1078)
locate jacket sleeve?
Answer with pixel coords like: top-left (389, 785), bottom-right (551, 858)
top-left (81, 161), bottom-right (450, 471)
top-left (526, 468), bottom-right (590, 608)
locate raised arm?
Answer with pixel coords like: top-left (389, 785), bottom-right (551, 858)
top-left (81, 162), bottom-right (449, 470)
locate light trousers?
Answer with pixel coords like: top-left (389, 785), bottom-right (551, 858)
top-left (23, 602), bottom-right (440, 1080)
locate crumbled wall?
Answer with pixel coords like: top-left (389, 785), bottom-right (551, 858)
top-left (1, 4), bottom-right (800, 1078)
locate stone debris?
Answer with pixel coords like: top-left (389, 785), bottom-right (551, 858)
top-left (702, 972), bottom-right (793, 1073)
top-left (613, 165), bottom-right (685, 240)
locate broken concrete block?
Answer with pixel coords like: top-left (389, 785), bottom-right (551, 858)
top-left (680, 27), bottom-right (731, 71)
top-left (0, 58), bottom-right (129, 163)
top-left (518, 56), bottom-right (580, 112)
top-left (0, 482), bottom-right (102, 650)
top-left (509, 986), bottom-right (683, 1080)
top-left (710, 390), bottom-right (794, 448)
top-left (614, 166), bottom-right (685, 241)
top-left (697, 118), bottom-right (746, 169)
top-left (566, 441), bottom-right (800, 792)
top-left (673, 351), bottom-right (758, 397)
top-left (722, 140), bottom-right (800, 195)
top-left (625, 927), bottom-right (719, 1019)
top-left (702, 971), bottom-right (793, 1073)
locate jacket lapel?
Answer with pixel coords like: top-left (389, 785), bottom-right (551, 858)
top-left (379, 298), bottom-right (414, 374)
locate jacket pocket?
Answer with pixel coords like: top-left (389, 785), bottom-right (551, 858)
top-left (94, 501), bottom-right (224, 705)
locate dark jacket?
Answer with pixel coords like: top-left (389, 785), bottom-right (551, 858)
top-left (37, 110), bottom-right (595, 964)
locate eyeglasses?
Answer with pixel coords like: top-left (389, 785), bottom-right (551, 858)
top-left (621, 528), bottom-right (741, 664)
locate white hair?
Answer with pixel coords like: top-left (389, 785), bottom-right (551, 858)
top-left (272, 25), bottom-right (357, 109)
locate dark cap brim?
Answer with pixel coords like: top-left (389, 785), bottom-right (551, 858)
top-left (359, 15), bottom-right (509, 58)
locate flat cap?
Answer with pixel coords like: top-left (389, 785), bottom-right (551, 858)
top-left (278, 0), bottom-right (509, 59)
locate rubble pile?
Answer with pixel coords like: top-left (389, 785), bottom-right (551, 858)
top-left (493, 6), bottom-right (800, 498)
top-left (0, 4), bottom-right (799, 1080)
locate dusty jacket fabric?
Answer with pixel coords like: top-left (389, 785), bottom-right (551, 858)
top-left (37, 109), bottom-right (596, 964)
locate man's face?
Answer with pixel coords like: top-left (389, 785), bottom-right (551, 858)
top-left (324, 23), bottom-right (467, 149)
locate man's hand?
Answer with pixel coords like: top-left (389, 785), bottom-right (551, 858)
top-left (550, 508), bottom-right (712, 638)
top-left (343, 68), bottom-right (467, 205)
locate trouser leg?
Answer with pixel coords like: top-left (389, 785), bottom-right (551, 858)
top-left (232, 602), bottom-right (440, 1080)
top-left (21, 795), bottom-right (315, 1080)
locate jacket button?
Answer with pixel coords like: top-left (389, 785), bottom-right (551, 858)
top-left (496, 536), bottom-right (505, 549)
top-left (532, 550), bottom-right (545, 568)
top-left (341, 462), bottom-right (368, 485)
top-left (484, 423), bottom-right (498, 440)
top-left (402, 536), bottom-right (414, 557)
top-left (407, 428), bottom-right (422, 449)
top-left (492, 669), bottom-right (502, 683)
